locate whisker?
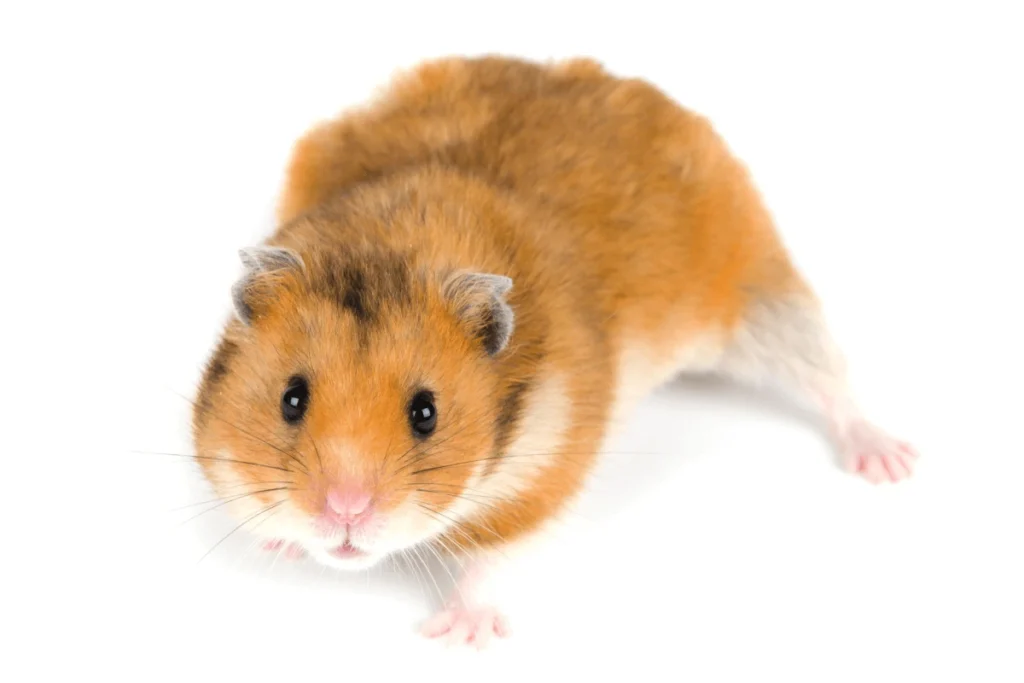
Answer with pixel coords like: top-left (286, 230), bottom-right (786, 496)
top-left (414, 488), bottom-right (508, 517)
top-left (219, 479), bottom-right (294, 491)
top-left (267, 537), bottom-right (286, 572)
top-left (422, 501), bottom-right (512, 548)
top-left (131, 450), bottom-right (291, 473)
top-left (178, 486), bottom-right (290, 525)
top-left (390, 440), bottom-right (423, 471)
top-left (417, 504), bottom-right (512, 563)
top-left (422, 541), bottom-right (462, 603)
top-left (407, 446), bottom-right (619, 476)
top-left (415, 502), bottom-right (509, 555)
top-left (400, 548), bottom-right (429, 600)
top-left (247, 506), bottom-right (283, 537)
top-left (408, 455), bottom-right (509, 476)
top-left (380, 433), bottom-right (396, 470)
top-left (416, 504), bottom-right (479, 546)
top-left (304, 421), bottom-right (325, 475)
top-left (418, 485), bottom-right (592, 524)
top-left (196, 499), bottom-right (286, 564)
top-left (405, 481), bottom-right (518, 504)
top-left (238, 508), bottom-right (285, 568)
top-left (170, 389), bottom-right (310, 474)
top-left (410, 545), bottom-right (445, 605)
top-left (281, 449), bottom-right (310, 476)
top-left (393, 410), bottom-right (492, 472)
top-left (430, 535), bottom-right (468, 579)
top-left (498, 449), bottom-right (669, 458)
top-left (170, 482), bottom-right (294, 511)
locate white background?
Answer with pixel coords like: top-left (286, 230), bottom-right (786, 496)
top-left (2, 2), bottom-right (1022, 681)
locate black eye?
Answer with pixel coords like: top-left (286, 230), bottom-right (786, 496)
top-left (281, 376), bottom-right (310, 424)
top-left (408, 390), bottom-right (437, 437)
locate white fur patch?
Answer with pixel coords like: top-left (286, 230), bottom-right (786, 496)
top-left (719, 295), bottom-right (847, 405)
top-left (608, 333), bottom-right (724, 432)
top-left (207, 450), bottom-right (311, 541)
top-left (474, 372), bottom-right (573, 504)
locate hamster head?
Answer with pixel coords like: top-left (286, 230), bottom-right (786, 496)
top-left (192, 244), bottom-right (515, 570)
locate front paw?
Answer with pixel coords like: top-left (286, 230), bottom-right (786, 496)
top-left (421, 603), bottom-right (511, 649)
top-left (262, 539), bottom-right (305, 559)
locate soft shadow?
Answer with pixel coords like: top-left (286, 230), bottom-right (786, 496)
top-left (665, 372), bottom-right (823, 428)
top-left (240, 542), bottom-right (454, 607)
top-left (570, 372), bottom-right (828, 524)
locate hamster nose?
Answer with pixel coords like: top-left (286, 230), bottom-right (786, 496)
top-left (324, 486), bottom-right (373, 526)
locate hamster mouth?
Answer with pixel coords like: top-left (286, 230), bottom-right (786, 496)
top-left (328, 541), bottom-right (366, 560)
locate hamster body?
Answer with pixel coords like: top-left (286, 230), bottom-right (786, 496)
top-left (192, 56), bottom-right (916, 644)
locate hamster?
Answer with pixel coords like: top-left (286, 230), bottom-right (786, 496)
top-left (191, 56), bottom-right (917, 646)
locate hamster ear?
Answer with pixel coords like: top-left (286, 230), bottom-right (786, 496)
top-left (231, 246), bottom-right (304, 325)
top-left (442, 271), bottom-right (515, 356)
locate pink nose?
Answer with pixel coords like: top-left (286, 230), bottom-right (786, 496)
top-left (325, 487), bottom-right (372, 525)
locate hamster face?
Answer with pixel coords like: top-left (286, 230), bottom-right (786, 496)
top-left (192, 246), bottom-right (514, 570)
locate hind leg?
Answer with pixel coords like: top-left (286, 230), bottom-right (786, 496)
top-left (719, 283), bottom-right (918, 483)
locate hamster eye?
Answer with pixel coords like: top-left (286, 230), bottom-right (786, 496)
top-left (408, 391), bottom-right (437, 437)
top-left (281, 376), bottom-right (310, 424)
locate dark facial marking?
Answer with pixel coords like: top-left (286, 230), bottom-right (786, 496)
top-left (315, 252), bottom-right (412, 330)
top-left (485, 377), bottom-right (533, 477)
top-left (341, 267), bottom-right (369, 322)
top-left (194, 338), bottom-right (239, 430)
top-left (207, 339), bottom-right (238, 385)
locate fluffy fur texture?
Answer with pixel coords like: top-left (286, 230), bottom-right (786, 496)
top-left (192, 56), bottom-right (916, 644)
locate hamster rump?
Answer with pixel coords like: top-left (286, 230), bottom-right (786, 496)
top-left (191, 237), bottom-right (521, 570)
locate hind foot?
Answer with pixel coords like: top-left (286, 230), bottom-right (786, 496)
top-left (840, 421), bottom-right (918, 483)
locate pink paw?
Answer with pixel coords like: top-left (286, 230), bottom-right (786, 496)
top-left (262, 539), bottom-right (305, 559)
top-left (842, 422), bottom-right (918, 483)
top-left (421, 603), bottom-right (511, 649)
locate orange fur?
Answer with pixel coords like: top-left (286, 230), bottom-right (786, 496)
top-left (193, 55), bottom-right (810, 559)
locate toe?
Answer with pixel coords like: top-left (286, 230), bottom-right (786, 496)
top-left (445, 617), bottom-right (473, 647)
top-left (421, 611), bottom-right (455, 639)
top-left (473, 620), bottom-right (494, 650)
top-left (881, 451), bottom-right (909, 481)
top-left (899, 442), bottom-right (919, 460)
top-left (493, 613), bottom-right (512, 639)
top-left (861, 455), bottom-right (887, 484)
top-left (423, 607), bottom-right (510, 647)
top-left (897, 450), bottom-right (916, 476)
